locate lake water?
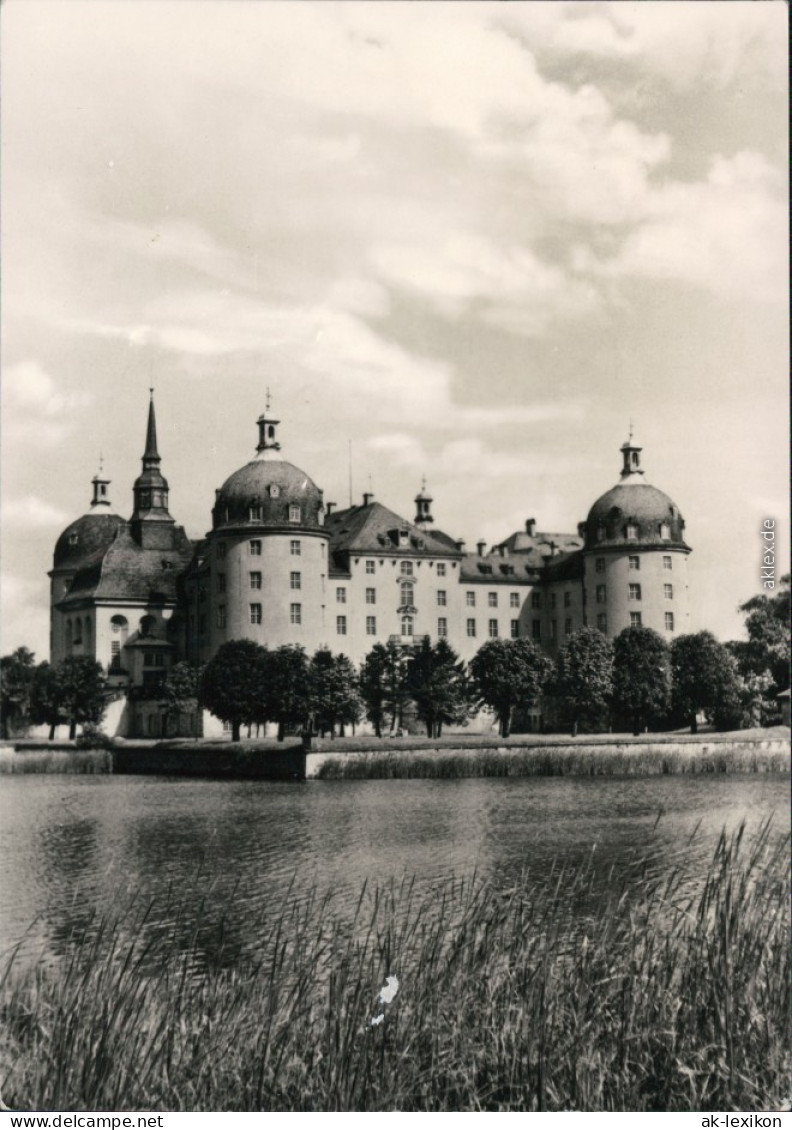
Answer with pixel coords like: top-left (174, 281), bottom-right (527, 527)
top-left (0, 774), bottom-right (788, 972)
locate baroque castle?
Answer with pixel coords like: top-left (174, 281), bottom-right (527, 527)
top-left (50, 395), bottom-right (691, 736)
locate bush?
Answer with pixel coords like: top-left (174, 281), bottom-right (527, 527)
top-left (74, 724), bottom-right (113, 750)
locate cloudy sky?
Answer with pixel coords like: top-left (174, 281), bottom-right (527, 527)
top-left (1, 0), bottom-right (788, 659)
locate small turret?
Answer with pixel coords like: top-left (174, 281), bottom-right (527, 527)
top-left (90, 456), bottom-right (111, 510)
top-left (255, 387), bottom-right (281, 459)
top-left (414, 477), bottom-right (434, 529)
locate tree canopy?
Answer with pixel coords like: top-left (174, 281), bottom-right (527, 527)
top-left (55, 656), bottom-right (108, 740)
top-left (359, 640), bottom-right (410, 737)
top-left (471, 638), bottom-right (551, 737)
top-left (267, 645), bottom-right (311, 740)
top-left (671, 631), bottom-right (741, 733)
top-left (0, 647), bottom-right (37, 738)
top-left (199, 640), bottom-right (270, 742)
top-left (308, 649), bottom-right (362, 737)
top-left (553, 628), bottom-right (614, 733)
top-left (405, 638), bottom-right (475, 738)
top-left (612, 627), bottom-right (671, 735)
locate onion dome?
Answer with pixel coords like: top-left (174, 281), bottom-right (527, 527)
top-left (584, 436), bottom-right (688, 551)
top-left (212, 403), bottom-right (324, 531)
top-left (53, 462), bottom-right (125, 569)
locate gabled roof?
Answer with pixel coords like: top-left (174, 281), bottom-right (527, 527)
top-left (492, 529), bottom-right (584, 563)
top-left (326, 501), bottom-right (461, 558)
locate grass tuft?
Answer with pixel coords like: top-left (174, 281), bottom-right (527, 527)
top-left (0, 822), bottom-right (788, 1112)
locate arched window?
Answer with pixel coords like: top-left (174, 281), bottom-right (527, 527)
top-left (289, 504), bottom-right (301, 523)
top-left (660, 522), bottom-right (671, 540)
top-left (401, 615), bottom-right (413, 637)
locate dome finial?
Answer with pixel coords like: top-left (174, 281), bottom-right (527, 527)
top-left (256, 394), bottom-right (281, 459)
top-left (90, 454), bottom-right (111, 509)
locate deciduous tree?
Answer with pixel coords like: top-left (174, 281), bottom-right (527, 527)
top-left (55, 656), bottom-right (108, 740)
top-left (405, 638), bottom-right (475, 739)
top-left (30, 661), bottom-right (65, 740)
top-left (0, 647), bottom-right (37, 739)
top-left (471, 638), bottom-right (552, 737)
top-left (200, 640), bottom-right (269, 742)
top-left (553, 628), bottom-right (614, 735)
top-left (267, 645), bottom-right (311, 741)
top-left (671, 632), bottom-right (738, 733)
top-left (359, 641), bottom-right (409, 736)
top-left (309, 649), bottom-right (362, 737)
top-left (160, 661), bottom-right (203, 737)
top-left (612, 627), bottom-right (671, 736)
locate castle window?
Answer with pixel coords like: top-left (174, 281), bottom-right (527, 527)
top-left (664, 584), bottom-right (673, 599)
top-left (366, 587), bottom-right (376, 604)
top-left (269, 484), bottom-right (280, 498)
top-left (595, 558), bottom-right (605, 574)
top-left (336, 586), bottom-right (346, 603)
top-left (365, 560), bottom-right (376, 574)
top-left (401, 615), bottom-right (413, 637)
top-left (510, 593), bottom-right (520, 609)
top-left (68, 533), bottom-right (79, 547)
top-left (511, 620), bottom-right (519, 639)
top-left (630, 612), bottom-right (642, 627)
top-left (597, 613), bottom-right (607, 632)
top-left (665, 612), bottom-right (675, 631)
top-left (438, 617), bottom-right (448, 638)
top-left (400, 581), bottom-right (414, 606)
top-left (660, 523), bottom-right (671, 540)
top-left (290, 572), bottom-right (301, 590)
top-left (596, 585), bottom-right (606, 604)
top-left (73, 618), bottom-right (83, 644)
top-left (217, 541), bottom-right (226, 559)
top-left (629, 556), bottom-right (640, 570)
top-left (249, 603), bottom-right (262, 625)
top-left (289, 505), bottom-right (301, 523)
top-left (550, 619), bottom-right (558, 639)
top-left (466, 619), bottom-right (476, 638)
top-left (290, 604), bottom-right (302, 625)
top-left (110, 641), bottom-right (121, 670)
top-left (366, 616), bottom-right (377, 636)
top-left (564, 618), bottom-right (572, 636)
top-left (217, 573), bottom-right (226, 594)
top-left (437, 563), bottom-right (446, 577)
top-left (290, 540), bottom-right (301, 556)
top-left (400, 561), bottom-right (414, 576)
top-left (437, 590), bottom-right (447, 607)
top-left (250, 572), bottom-right (262, 589)
top-left (140, 615), bottom-right (156, 637)
top-left (488, 619), bottom-right (499, 639)
top-left (564, 592), bottom-right (571, 608)
top-left (629, 584), bottom-right (641, 600)
top-left (216, 606), bottom-right (226, 629)
top-left (626, 524), bottom-right (638, 540)
top-left (663, 556), bottom-right (673, 570)
top-left (336, 615), bottom-right (347, 635)
top-left (466, 591), bottom-right (476, 607)
top-left (249, 505), bottom-right (262, 521)
top-left (488, 592), bottom-right (498, 608)
top-left (532, 621), bottom-right (541, 641)
top-left (249, 540), bottom-right (262, 556)
top-left (531, 592), bottom-right (541, 610)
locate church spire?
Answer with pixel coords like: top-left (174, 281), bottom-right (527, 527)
top-left (144, 387), bottom-right (160, 463)
top-left (131, 389), bottom-right (174, 545)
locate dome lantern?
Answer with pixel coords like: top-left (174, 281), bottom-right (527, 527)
top-left (255, 388), bottom-right (281, 460)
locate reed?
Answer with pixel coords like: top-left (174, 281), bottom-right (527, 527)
top-left (0, 748), bottom-right (111, 774)
top-left (315, 745), bottom-right (789, 779)
top-left (0, 823), bottom-right (788, 1112)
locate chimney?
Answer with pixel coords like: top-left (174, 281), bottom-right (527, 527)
top-left (525, 518), bottom-right (536, 536)
top-left (477, 540), bottom-right (487, 557)
top-left (363, 492), bottom-right (374, 507)
top-left (577, 522), bottom-right (586, 538)
top-left (326, 502), bottom-right (335, 516)
top-left (455, 538), bottom-right (466, 552)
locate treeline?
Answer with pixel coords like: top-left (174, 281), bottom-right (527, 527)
top-left (1, 575), bottom-right (787, 740)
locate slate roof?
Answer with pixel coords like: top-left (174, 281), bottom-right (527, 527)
top-left (52, 512), bottom-right (127, 570)
top-left (585, 481), bottom-right (689, 550)
top-left (326, 501), bottom-right (461, 559)
top-left (459, 551), bottom-right (543, 584)
top-left (57, 524), bottom-right (194, 608)
top-left (213, 458), bottom-right (324, 531)
top-left (489, 530), bottom-right (584, 568)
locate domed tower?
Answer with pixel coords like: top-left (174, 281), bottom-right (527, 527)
top-left (193, 398), bottom-right (329, 662)
top-left (414, 478), bottom-right (434, 530)
top-left (582, 434), bottom-right (691, 639)
top-left (49, 461), bottom-right (126, 664)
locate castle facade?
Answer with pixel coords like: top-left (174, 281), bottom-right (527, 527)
top-left (50, 395), bottom-right (691, 735)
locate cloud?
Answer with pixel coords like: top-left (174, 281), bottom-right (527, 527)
top-left (1, 361), bottom-right (93, 447)
top-left (2, 497), bottom-right (69, 530)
